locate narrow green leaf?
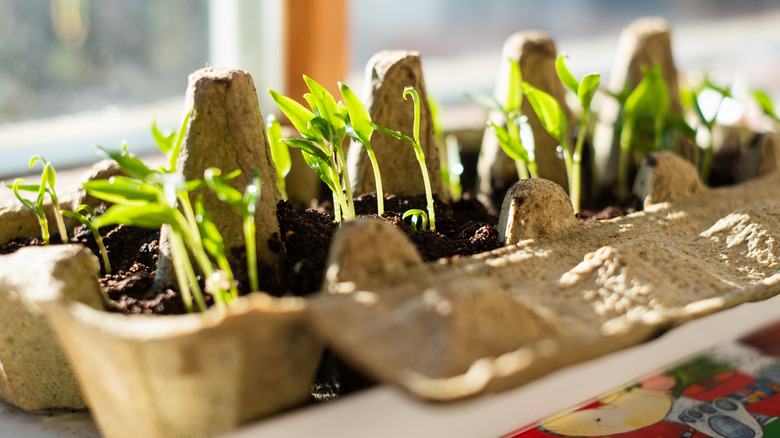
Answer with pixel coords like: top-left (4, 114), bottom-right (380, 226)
top-left (339, 82), bottom-right (373, 145)
top-left (578, 73), bottom-right (601, 109)
top-left (522, 82), bottom-right (568, 144)
top-left (555, 55), bottom-right (580, 95)
top-left (268, 89), bottom-right (318, 140)
top-left (301, 151), bottom-right (339, 195)
top-left (11, 179), bottom-right (37, 212)
top-left (505, 59), bottom-right (524, 113)
top-left (283, 138), bottom-right (330, 163)
top-left (96, 144), bottom-right (155, 180)
top-left (303, 76), bottom-right (345, 132)
top-left (83, 177), bottom-right (160, 206)
top-left (195, 197), bottom-right (227, 262)
top-left (266, 114), bottom-right (291, 177)
top-left (151, 119), bottom-right (176, 153)
top-left (93, 203), bottom-right (174, 229)
top-left (462, 92), bottom-right (504, 113)
top-left (753, 89), bottom-right (779, 121)
top-left (168, 108), bottom-right (192, 171)
top-left (488, 121), bottom-right (528, 162)
top-left (204, 168), bottom-right (243, 209)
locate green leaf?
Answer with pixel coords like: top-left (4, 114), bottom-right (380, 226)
top-left (488, 121), bottom-right (529, 162)
top-left (83, 177), bottom-right (160, 206)
top-left (505, 59), bottom-right (523, 113)
top-left (151, 119), bottom-right (176, 154)
top-left (283, 138), bottom-right (330, 163)
top-left (578, 73), bottom-right (601, 109)
top-left (310, 116), bottom-right (335, 145)
top-left (11, 179), bottom-right (37, 212)
top-left (624, 64), bottom-right (669, 119)
top-left (268, 89), bottom-right (319, 140)
top-left (301, 151), bottom-right (339, 195)
top-left (195, 197), bottom-right (227, 262)
top-left (167, 108), bottom-right (192, 171)
top-left (303, 76), bottom-right (345, 132)
top-left (204, 168), bottom-right (244, 209)
top-left (462, 92), bottom-right (504, 113)
top-left (243, 168), bottom-right (262, 215)
top-left (266, 114), bottom-right (291, 177)
top-left (96, 144), bottom-right (155, 180)
top-left (555, 55), bottom-right (579, 95)
top-left (93, 203), bottom-right (175, 229)
top-left (522, 82), bottom-right (568, 144)
top-left (753, 89), bottom-right (779, 121)
top-left (339, 82), bottom-right (373, 145)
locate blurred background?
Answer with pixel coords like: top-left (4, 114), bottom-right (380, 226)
top-left (1, 0), bottom-right (779, 177)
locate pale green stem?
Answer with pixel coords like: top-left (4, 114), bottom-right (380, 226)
top-left (514, 159), bottom-right (530, 180)
top-left (168, 230), bottom-right (206, 312)
top-left (244, 215), bottom-right (258, 293)
top-left (365, 144), bottom-right (385, 215)
top-left (335, 142), bottom-right (356, 220)
top-left (50, 198), bottom-right (69, 243)
top-left (528, 161), bottom-right (539, 179)
top-left (618, 117), bottom-right (635, 201)
top-left (177, 197), bottom-right (226, 308)
top-left (416, 150), bottom-right (436, 231)
top-left (94, 233), bottom-right (111, 275)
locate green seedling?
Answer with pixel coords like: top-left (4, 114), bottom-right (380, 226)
top-left (430, 97), bottom-right (464, 201)
top-left (339, 82), bottom-right (385, 215)
top-left (269, 76), bottom-right (356, 222)
top-left (521, 82), bottom-right (583, 213)
top-left (402, 208), bottom-right (429, 231)
top-left (204, 167), bottom-right (262, 293)
top-left (265, 113), bottom-right (291, 200)
top-left (7, 156), bottom-right (69, 244)
top-left (753, 89), bottom-right (780, 125)
top-left (553, 54), bottom-right (601, 214)
top-left (194, 195), bottom-right (239, 303)
top-left (87, 114), bottom-right (240, 312)
top-left (465, 59), bottom-right (537, 180)
top-left (373, 87), bottom-right (437, 230)
top-left (618, 63), bottom-right (670, 200)
top-left (444, 134), bottom-right (464, 200)
top-left (685, 76), bottom-right (733, 183)
top-left (61, 204), bottom-right (111, 275)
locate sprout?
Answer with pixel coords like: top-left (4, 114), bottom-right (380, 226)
top-left (269, 77), bottom-right (355, 222)
top-left (402, 208), bottom-right (429, 231)
top-left (618, 63), bottom-right (670, 199)
top-left (6, 156), bottom-right (69, 244)
top-left (204, 167), bottom-right (262, 293)
top-left (61, 205), bottom-right (111, 275)
top-left (465, 59), bottom-right (537, 180)
top-left (339, 82), bottom-right (385, 215)
top-left (265, 113), bottom-right (291, 200)
top-left (373, 87), bottom-right (437, 230)
top-left (552, 54), bottom-right (602, 214)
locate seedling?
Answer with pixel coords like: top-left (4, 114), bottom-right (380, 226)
top-left (402, 208), bottom-right (429, 231)
top-left (61, 205), bottom-right (111, 275)
top-left (553, 54), bottom-right (601, 214)
top-left (617, 63), bottom-right (670, 199)
top-left (85, 110), bottom-right (240, 312)
top-left (339, 82), bottom-right (385, 215)
top-left (522, 83), bottom-right (583, 213)
top-left (204, 167), bottom-right (262, 293)
top-left (753, 89), bottom-right (780, 125)
top-left (430, 97), bottom-right (463, 201)
top-left (685, 75), bottom-right (734, 182)
top-left (465, 59), bottom-right (537, 180)
top-left (265, 114), bottom-right (291, 200)
top-left (373, 87), bottom-right (437, 230)
top-left (7, 156), bottom-right (69, 244)
top-left (269, 76), bottom-right (357, 222)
